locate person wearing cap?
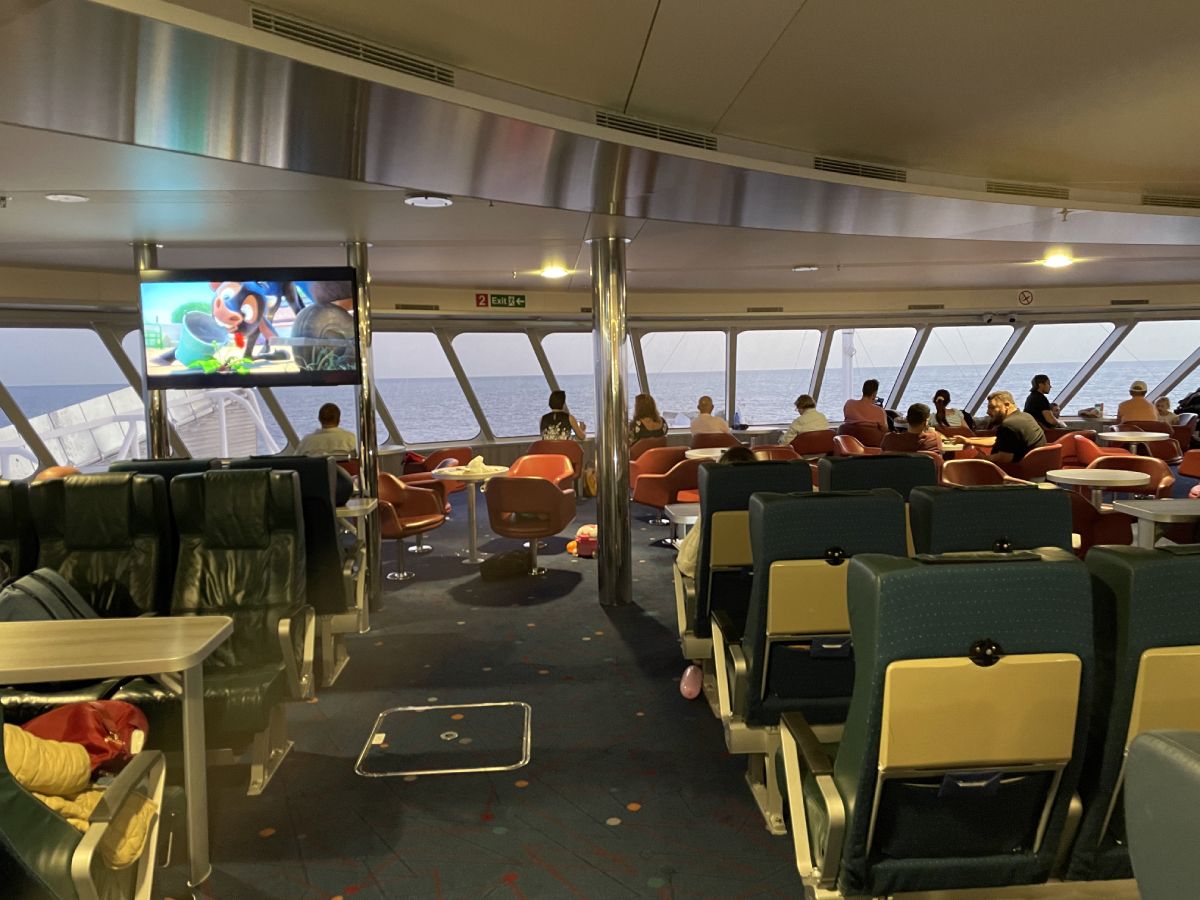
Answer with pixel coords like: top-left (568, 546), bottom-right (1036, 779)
top-left (1118, 380), bottom-right (1158, 423)
top-left (1024, 374), bottom-right (1064, 429)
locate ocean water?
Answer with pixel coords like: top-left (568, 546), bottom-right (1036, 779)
top-left (3, 358), bottom-right (1191, 456)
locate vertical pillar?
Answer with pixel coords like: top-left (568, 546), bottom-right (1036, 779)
top-left (347, 242), bottom-right (382, 613)
top-left (591, 238), bottom-right (632, 607)
top-left (134, 241), bottom-right (170, 458)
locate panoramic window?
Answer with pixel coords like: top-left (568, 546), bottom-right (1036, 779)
top-left (640, 331), bottom-right (727, 428)
top-left (1074, 319), bottom-right (1200, 412)
top-left (896, 326), bottom-right (1013, 412)
top-left (452, 332), bottom-right (548, 438)
top-left (991, 323), bottom-right (1114, 415)
top-left (540, 332), bottom-right (634, 433)
top-left (819, 328), bottom-right (916, 419)
top-left (0, 328), bottom-right (141, 474)
top-left (734, 329), bottom-right (822, 425)
top-left (374, 332), bottom-right (479, 444)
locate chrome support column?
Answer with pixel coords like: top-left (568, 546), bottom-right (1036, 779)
top-left (347, 242), bottom-right (382, 614)
top-left (134, 241), bottom-right (170, 459)
top-left (725, 327), bottom-right (737, 423)
top-left (591, 238), bottom-right (632, 608)
top-left (809, 327), bottom-right (834, 401)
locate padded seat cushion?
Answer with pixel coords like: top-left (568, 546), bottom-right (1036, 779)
top-left (114, 664), bottom-right (287, 740)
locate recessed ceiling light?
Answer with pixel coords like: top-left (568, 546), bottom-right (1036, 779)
top-left (1042, 253), bottom-right (1074, 268)
top-left (45, 193), bottom-right (89, 203)
top-left (403, 193), bottom-right (453, 208)
top-left (540, 266), bottom-right (570, 279)
top-left (791, 264), bottom-right (820, 272)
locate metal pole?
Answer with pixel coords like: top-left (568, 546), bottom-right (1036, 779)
top-left (591, 237), bottom-right (632, 608)
top-left (133, 242), bottom-right (170, 459)
top-left (347, 242), bottom-right (382, 614)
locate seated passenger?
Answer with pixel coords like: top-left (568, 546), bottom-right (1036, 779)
top-left (842, 379), bottom-right (888, 433)
top-left (932, 389), bottom-right (968, 428)
top-left (689, 395), bottom-right (731, 436)
top-left (1157, 396), bottom-right (1181, 426)
top-left (539, 389), bottom-right (586, 440)
top-left (780, 394), bottom-right (829, 444)
top-left (1118, 380), bottom-right (1158, 422)
top-left (295, 402), bottom-right (357, 456)
top-left (675, 445), bottom-right (757, 579)
top-left (1024, 373), bottom-right (1065, 429)
top-left (957, 390), bottom-right (1046, 464)
top-left (903, 402), bottom-right (942, 453)
top-left (630, 393), bottom-right (669, 443)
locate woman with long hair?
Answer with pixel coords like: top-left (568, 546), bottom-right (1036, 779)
top-left (630, 393), bottom-right (668, 442)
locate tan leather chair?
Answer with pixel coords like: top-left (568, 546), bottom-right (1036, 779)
top-left (832, 434), bottom-right (882, 457)
top-left (485, 476), bottom-right (576, 575)
top-left (752, 445), bottom-right (799, 461)
top-left (629, 436), bottom-right (667, 461)
top-left (690, 432), bottom-right (741, 450)
top-left (941, 458), bottom-right (1030, 486)
top-left (377, 473), bottom-right (445, 582)
top-left (509, 453), bottom-right (575, 489)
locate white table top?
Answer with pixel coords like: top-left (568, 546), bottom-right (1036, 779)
top-left (0, 616), bottom-right (233, 682)
top-left (1113, 500), bottom-right (1200, 522)
top-left (336, 497), bottom-right (378, 518)
top-left (1047, 468), bottom-right (1151, 488)
top-left (1097, 432), bottom-right (1158, 443)
top-left (735, 426), bottom-right (780, 434)
top-left (665, 502), bottom-right (700, 522)
top-left (431, 465), bottom-right (509, 482)
top-left (684, 447), bottom-right (726, 460)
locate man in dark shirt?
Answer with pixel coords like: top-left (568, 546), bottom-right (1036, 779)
top-left (1024, 374), bottom-right (1064, 429)
top-left (958, 390), bottom-right (1046, 463)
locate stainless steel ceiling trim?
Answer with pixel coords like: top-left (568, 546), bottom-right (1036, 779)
top-left (4, 0), bottom-right (1200, 245)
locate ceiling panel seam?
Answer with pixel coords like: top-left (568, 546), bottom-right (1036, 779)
top-left (622, 0), bottom-right (664, 115)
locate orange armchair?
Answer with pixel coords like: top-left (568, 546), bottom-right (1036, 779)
top-left (1068, 491), bottom-right (1133, 558)
top-left (880, 432), bottom-right (924, 452)
top-left (509, 453), bottom-right (575, 490)
top-left (401, 447), bottom-right (472, 496)
top-left (1075, 435), bottom-right (1131, 467)
top-left (941, 459), bottom-right (1031, 486)
top-left (790, 429), bottom-right (835, 457)
top-left (632, 457), bottom-right (702, 530)
top-left (1087, 456), bottom-right (1176, 499)
top-left (833, 434), bottom-right (882, 457)
top-left (837, 421), bottom-right (886, 448)
top-left (690, 432), bottom-right (741, 450)
top-left (629, 446), bottom-right (687, 489)
top-left (630, 437), bottom-right (667, 460)
top-left (528, 439), bottom-right (583, 485)
top-left (485, 476), bottom-right (576, 575)
top-left (1115, 422), bottom-right (1183, 465)
top-left (752, 445), bottom-right (799, 461)
top-left (995, 443), bottom-right (1061, 481)
top-left (377, 473), bottom-right (446, 582)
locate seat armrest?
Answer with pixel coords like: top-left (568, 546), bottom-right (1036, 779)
top-left (1180, 449), bottom-right (1200, 478)
top-left (711, 610), bottom-right (747, 722)
top-left (396, 484), bottom-right (444, 517)
top-left (1002, 475), bottom-right (1036, 486)
top-left (673, 564), bottom-right (696, 643)
top-left (780, 711), bottom-right (834, 776)
top-left (278, 603), bottom-right (316, 699)
top-left (779, 709), bottom-right (845, 889)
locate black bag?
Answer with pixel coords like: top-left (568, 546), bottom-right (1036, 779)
top-left (0, 568), bottom-right (96, 621)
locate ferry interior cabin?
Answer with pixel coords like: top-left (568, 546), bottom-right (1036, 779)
top-left (7, 1), bottom-right (1200, 898)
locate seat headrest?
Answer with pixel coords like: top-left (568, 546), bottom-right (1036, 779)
top-left (173, 469), bottom-right (300, 549)
top-left (748, 489), bottom-right (908, 562)
top-left (698, 459), bottom-right (813, 513)
top-left (817, 453), bottom-right (938, 499)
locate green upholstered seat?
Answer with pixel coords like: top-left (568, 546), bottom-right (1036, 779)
top-left (908, 484), bottom-right (1073, 555)
top-left (1126, 730), bottom-right (1200, 900)
top-left (29, 473), bottom-right (170, 616)
top-left (0, 479), bottom-right (36, 578)
top-left (817, 454), bottom-right (937, 499)
top-left (1066, 546), bottom-right (1200, 881)
top-left (791, 550), bottom-right (1093, 896)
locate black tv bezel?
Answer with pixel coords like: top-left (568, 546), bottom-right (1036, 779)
top-left (139, 266), bottom-right (361, 390)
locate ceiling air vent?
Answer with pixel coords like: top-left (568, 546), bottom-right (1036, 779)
top-left (813, 156), bottom-right (906, 183)
top-left (1110, 298), bottom-right (1150, 306)
top-left (986, 180), bottom-right (1069, 200)
top-left (908, 303), bottom-right (945, 310)
top-left (747, 306), bottom-right (784, 313)
top-left (1142, 193), bottom-right (1200, 210)
top-left (594, 112), bottom-right (717, 151)
top-left (251, 8), bottom-right (454, 85)
top-left (396, 303), bottom-right (440, 311)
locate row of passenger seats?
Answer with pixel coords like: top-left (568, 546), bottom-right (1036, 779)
top-left (670, 452), bottom-right (1196, 895)
top-left (0, 457), bottom-right (364, 796)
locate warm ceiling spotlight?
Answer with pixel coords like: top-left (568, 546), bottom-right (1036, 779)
top-left (1041, 252), bottom-right (1074, 268)
top-left (403, 193), bottom-right (453, 208)
top-left (791, 264), bottom-right (820, 272)
top-left (540, 266), bottom-right (570, 279)
top-left (45, 193), bottom-right (89, 203)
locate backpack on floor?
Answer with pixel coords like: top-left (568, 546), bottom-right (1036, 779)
top-left (0, 568), bottom-right (96, 622)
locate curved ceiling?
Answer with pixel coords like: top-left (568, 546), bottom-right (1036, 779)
top-left (178, 0), bottom-right (1200, 194)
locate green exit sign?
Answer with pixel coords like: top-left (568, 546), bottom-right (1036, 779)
top-left (475, 292), bottom-right (526, 309)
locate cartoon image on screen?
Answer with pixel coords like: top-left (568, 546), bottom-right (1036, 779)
top-left (140, 270), bottom-right (360, 389)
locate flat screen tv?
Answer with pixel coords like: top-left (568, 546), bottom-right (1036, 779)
top-left (139, 267), bottom-right (360, 389)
